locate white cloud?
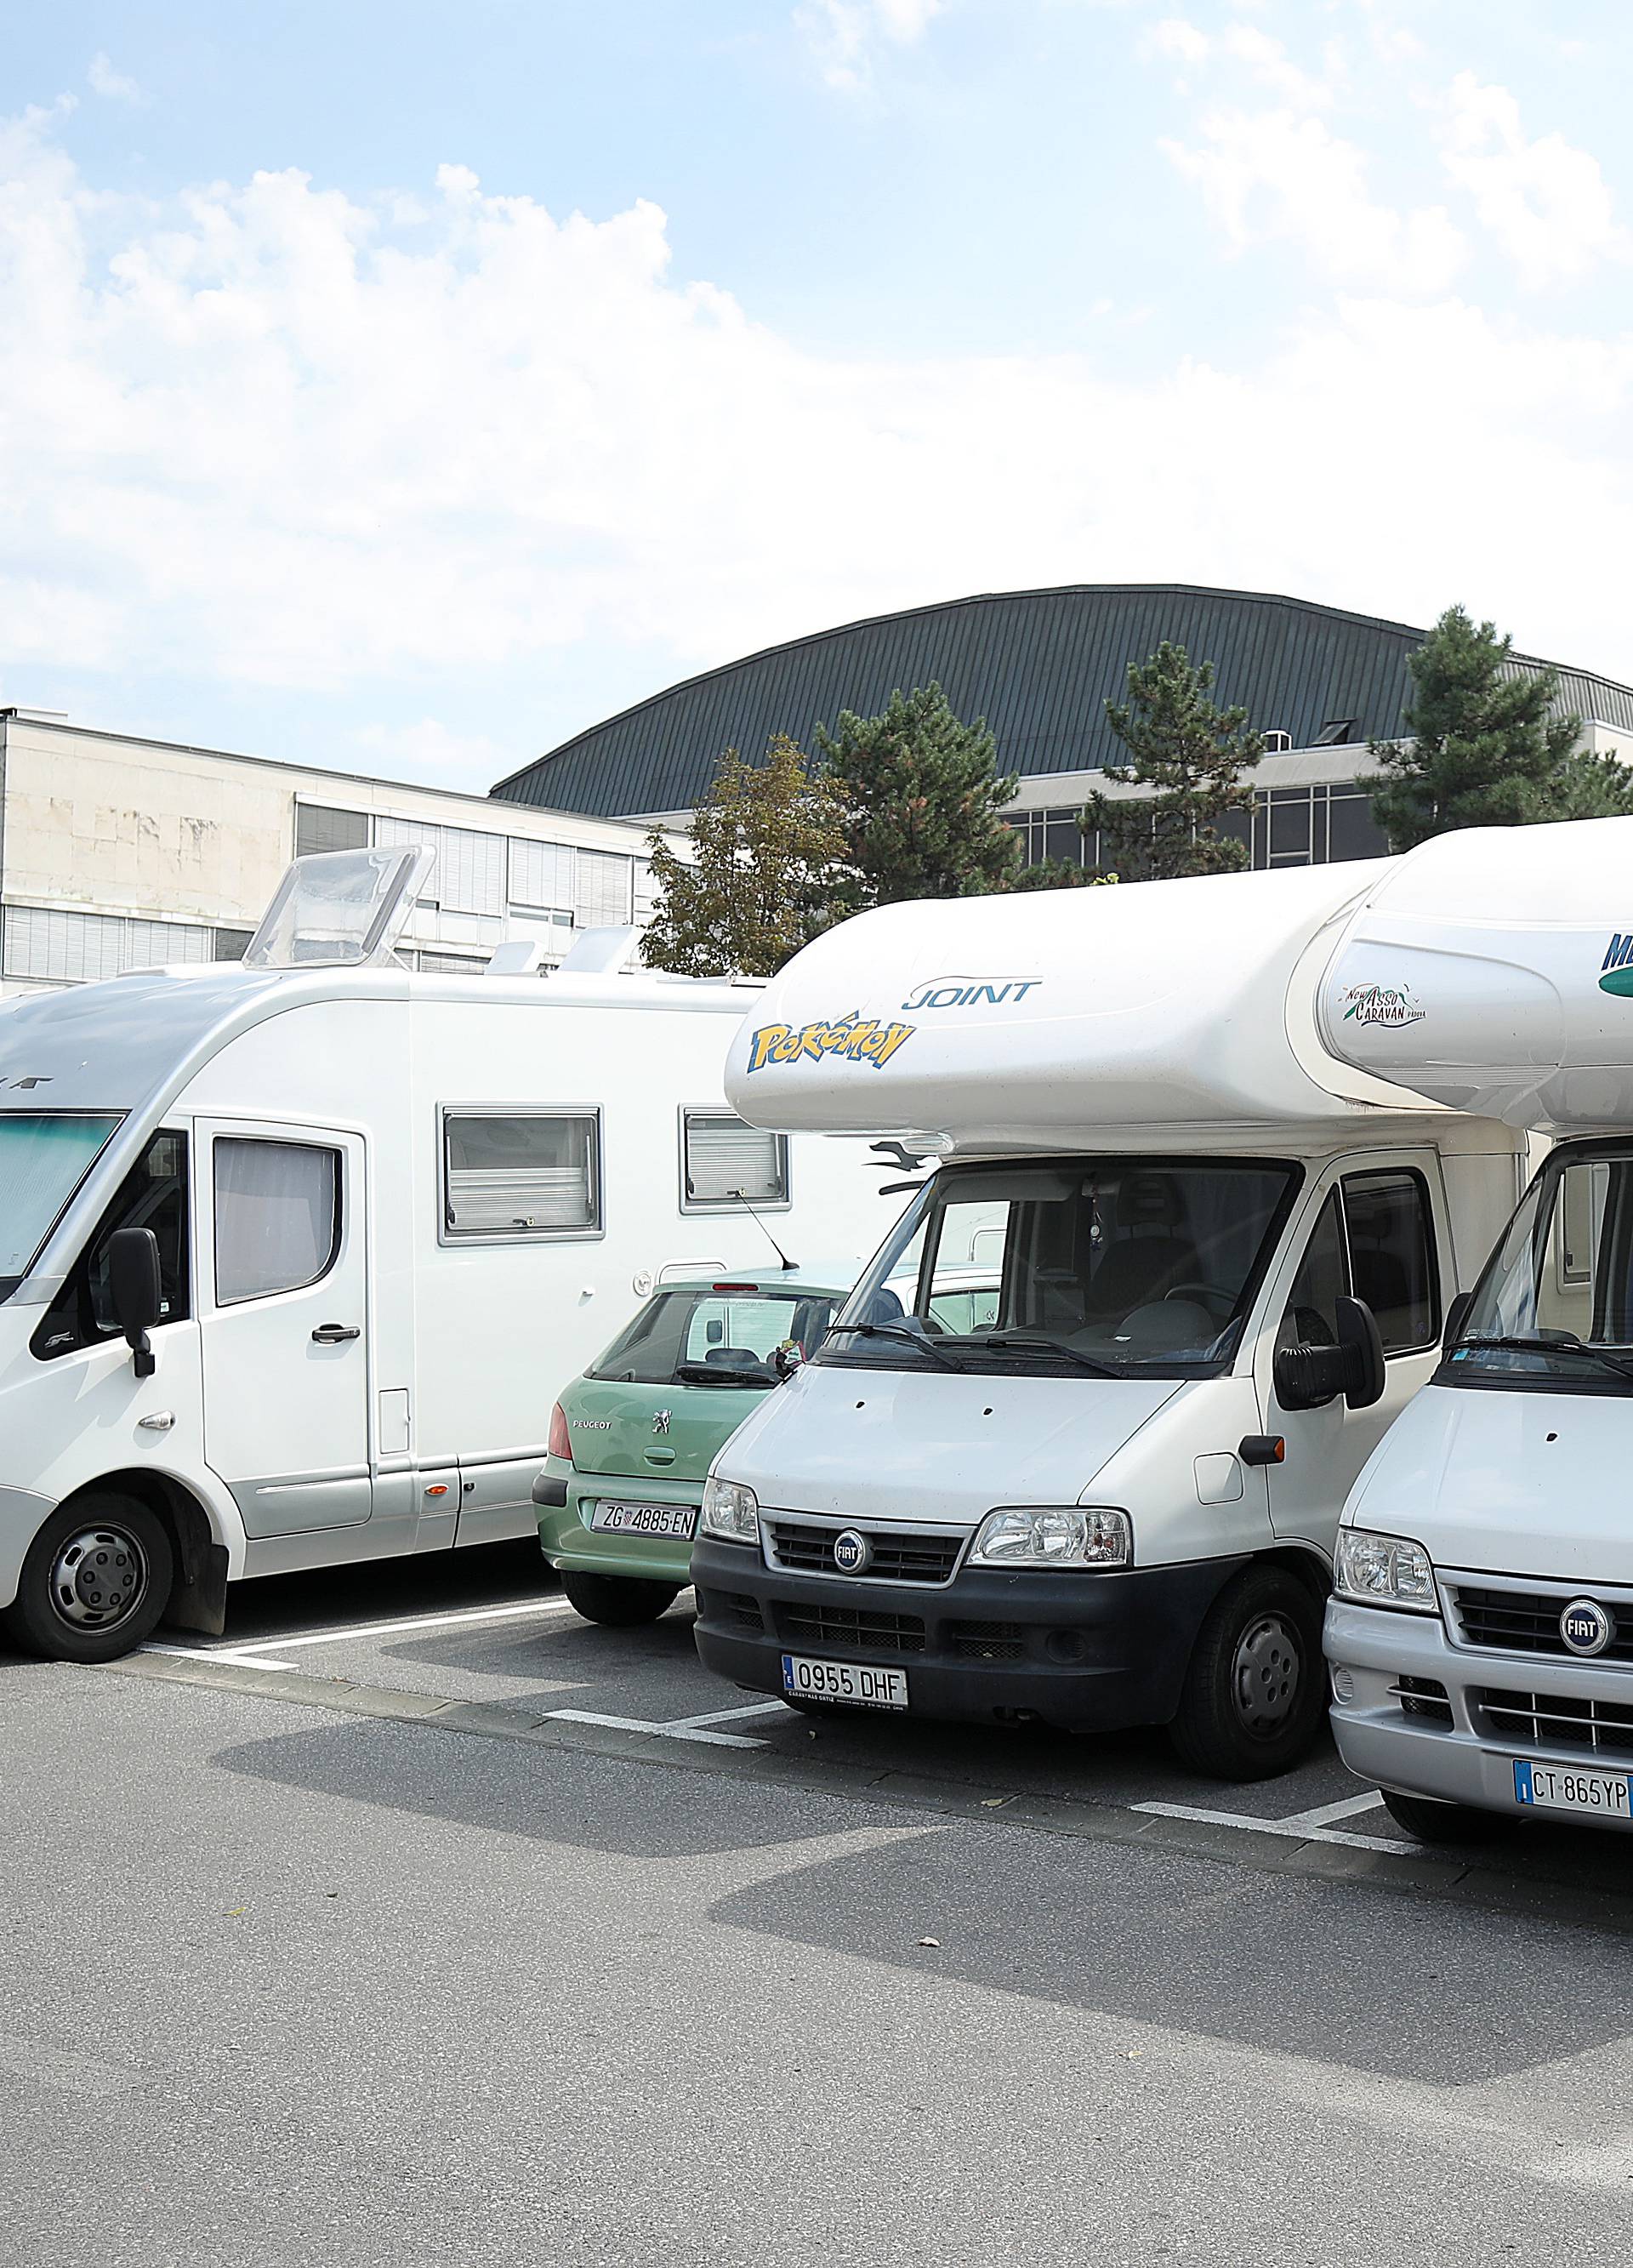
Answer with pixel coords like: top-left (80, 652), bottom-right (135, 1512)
top-left (88, 52), bottom-right (145, 105)
top-left (795, 0), bottom-right (944, 92)
top-left (1150, 18), bottom-right (1334, 107)
top-left (1, 105), bottom-right (1631, 753)
top-left (1162, 107), bottom-right (1465, 292)
top-left (1442, 72), bottom-right (1628, 289)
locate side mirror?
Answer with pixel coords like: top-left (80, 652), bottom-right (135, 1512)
top-left (1335, 1294), bottom-right (1385, 1410)
top-left (772, 1340), bottom-right (805, 1382)
top-left (107, 1227), bottom-right (162, 1379)
top-left (1442, 1290), bottom-right (1473, 1356)
top-left (1273, 1296), bottom-right (1385, 1412)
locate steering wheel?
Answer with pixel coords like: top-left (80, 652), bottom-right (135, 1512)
top-left (1164, 1282), bottom-right (1236, 1321)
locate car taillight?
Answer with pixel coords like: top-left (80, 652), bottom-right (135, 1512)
top-left (549, 1402), bottom-right (572, 1462)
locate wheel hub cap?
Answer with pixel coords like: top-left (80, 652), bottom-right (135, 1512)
top-left (1231, 1611), bottom-right (1302, 1737)
top-left (49, 1527), bottom-right (146, 1630)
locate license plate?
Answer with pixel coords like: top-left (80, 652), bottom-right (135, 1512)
top-left (588, 1501), bottom-right (697, 1540)
top-left (1513, 1758), bottom-right (1633, 1817)
top-left (781, 1654), bottom-right (909, 1710)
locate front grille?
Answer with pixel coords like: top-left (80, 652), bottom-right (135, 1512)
top-left (708, 1590), bottom-right (764, 1634)
top-left (766, 1519), bottom-right (961, 1585)
top-left (950, 1620), bottom-right (1026, 1661)
top-left (1476, 1686), bottom-right (1633, 1761)
top-left (1391, 1674), bottom-right (1453, 1728)
top-left (1450, 1585), bottom-right (1633, 1663)
top-left (777, 1602), bottom-right (926, 1655)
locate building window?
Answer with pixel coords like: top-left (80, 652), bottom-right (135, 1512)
top-left (213, 1137), bottom-right (342, 1304)
top-left (295, 805), bottom-right (370, 857)
top-left (681, 1111), bottom-right (791, 1210)
top-left (416, 951), bottom-right (488, 975)
top-left (213, 926), bottom-right (254, 962)
top-left (441, 1109), bottom-right (602, 1239)
top-left (3, 906), bottom-right (213, 986)
top-left (575, 848), bottom-right (634, 926)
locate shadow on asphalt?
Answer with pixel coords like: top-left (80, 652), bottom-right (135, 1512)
top-left (211, 1714), bottom-right (869, 1861)
top-left (704, 1821), bottom-right (1633, 2088)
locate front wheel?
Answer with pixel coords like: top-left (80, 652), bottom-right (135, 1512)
top-left (2, 1494), bottom-right (174, 1663)
top-left (559, 1569), bottom-right (682, 1627)
top-left (1379, 1788), bottom-right (1500, 1845)
top-left (1167, 1566), bottom-right (1324, 1781)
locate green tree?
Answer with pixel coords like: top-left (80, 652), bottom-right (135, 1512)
top-left (1003, 857), bottom-right (1118, 891)
top-left (1369, 605), bottom-right (1633, 849)
top-left (640, 734), bottom-right (850, 977)
top-left (1080, 641), bottom-right (1263, 882)
top-left (815, 682), bottom-right (1021, 910)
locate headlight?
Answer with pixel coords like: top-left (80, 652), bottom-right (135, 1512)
top-left (968, 1506), bottom-right (1131, 1568)
top-left (1334, 1525), bottom-right (1438, 1613)
top-left (701, 1474), bottom-right (760, 1545)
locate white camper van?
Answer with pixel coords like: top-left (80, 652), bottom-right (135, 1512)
top-left (0, 850), bottom-right (879, 1664)
top-left (1314, 818), bottom-right (1633, 1838)
top-left (690, 862), bottom-right (1526, 1779)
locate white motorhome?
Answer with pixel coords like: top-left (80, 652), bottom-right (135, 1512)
top-left (690, 862), bottom-right (1526, 1779)
top-left (1314, 818), bottom-right (1633, 1839)
top-left (0, 850), bottom-right (880, 1663)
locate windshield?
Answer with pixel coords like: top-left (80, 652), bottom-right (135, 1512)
top-left (0, 1114), bottom-right (124, 1287)
top-left (586, 1285), bottom-right (841, 1388)
top-left (824, 1155), bottom-right (1300, 1376)
top-left (1448, 1146), bottom-right (1633, 1392)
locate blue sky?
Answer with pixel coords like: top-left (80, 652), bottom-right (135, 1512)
top-left (2, 1), bottom-right (1630, 789)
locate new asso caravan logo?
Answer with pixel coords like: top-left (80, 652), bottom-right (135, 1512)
top-left (1339, 982), bottom-right (1425, 1029)
top-left (1601, 935), bottom-right (1633, 996)
top-left (746, 1009), bottom-right (916, 1074)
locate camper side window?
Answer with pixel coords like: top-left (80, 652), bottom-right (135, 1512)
top-left (681, 1112), bottom-right (790, 1211)
top-left (31, 1130), bottom-right (191, 1362)
top-left (1278, 1172), bottom-right (1440, 1360)
top-left (441, 1110), bottom-right (601, 1239)
top-left (213, 1138), bottom-right (342, 1303)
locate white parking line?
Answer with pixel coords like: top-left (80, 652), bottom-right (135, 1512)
top-left (144, 1642), bottom-right (301, 1673)
top-left (179, 1595), bottom-right (583, 1658)
top-left (664, 1701), bottom-right (791, 1729)
top-left (1278, 1790), bottom-right (1387, 1830)
top-left (545, 1707), bottom-right (771, 1751)
top-left (1132, 1798), bottom-right (1413, 1855)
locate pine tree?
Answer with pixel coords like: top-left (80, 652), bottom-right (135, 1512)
top-left (640, 735), bottom-right (850, 976)
top-left (1004, 857), bottom-right (1119, 892)
top-left (1369, 605), bottom-right (1633, 849)
top-left (1081, 642), bottom-right (1263, 882)
top-left (814, 683), bottom-right (1021, 910)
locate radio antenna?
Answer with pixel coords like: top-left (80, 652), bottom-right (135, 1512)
top-left (730, 1187), bottom-right (796, 1272)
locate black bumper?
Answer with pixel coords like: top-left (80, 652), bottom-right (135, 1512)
top-left (691, 1539), bottom-right (1246, 1733)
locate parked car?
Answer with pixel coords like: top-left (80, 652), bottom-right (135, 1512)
top-left (533, 1270), bottom-right (852, 1624)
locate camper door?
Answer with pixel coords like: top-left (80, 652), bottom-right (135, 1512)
top-left (196, 1120), bottom-right (372, 1537)
top-left (1257, 1151), bottom-right (1448, 1553)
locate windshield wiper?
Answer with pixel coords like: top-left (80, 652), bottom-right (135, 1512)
top-left (959, 1331), bottom-right (1127, 1377)
top-left (1458, 1334), bottom-right (1633, 1384)
top-left (833, 1321), bottom-right (968, 1371)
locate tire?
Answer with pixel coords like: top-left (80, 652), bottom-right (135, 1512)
top-left (560, 1569), bottom-right (681, 1627)
top-left (1380, 1788), bottom-right (1500, 1846)
top-left (2, 1493), bottom-right (174, 1664)
top-left (1167, 1565), bottom-right (1324, 1781)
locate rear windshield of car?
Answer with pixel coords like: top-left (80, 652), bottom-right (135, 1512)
top-left (586, 1287), bottom-right (839, 1386)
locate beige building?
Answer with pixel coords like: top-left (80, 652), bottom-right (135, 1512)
top-left (0, 711), bottom-right (683, 996)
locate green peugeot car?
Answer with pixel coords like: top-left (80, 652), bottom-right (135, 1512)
top-left (532, 1271), bottom-right (851, 1625)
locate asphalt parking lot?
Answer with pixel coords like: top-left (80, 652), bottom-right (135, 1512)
top-left (12, 1544), bottom-right (1633, 2267)
top-left (105, 1541), bottom-right (1633, 1915)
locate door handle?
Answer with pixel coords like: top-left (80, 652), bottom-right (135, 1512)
top-left (311, 1323), bottom-right (361, 1343)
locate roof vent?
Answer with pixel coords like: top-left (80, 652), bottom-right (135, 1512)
top-left (1314, 717), bottom-right (1359, 747)
top-left (1263, 730), bottom-right (1292, 754)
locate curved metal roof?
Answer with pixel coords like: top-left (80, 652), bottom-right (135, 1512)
top-left (492, 583), bottom-right (1633, 819)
